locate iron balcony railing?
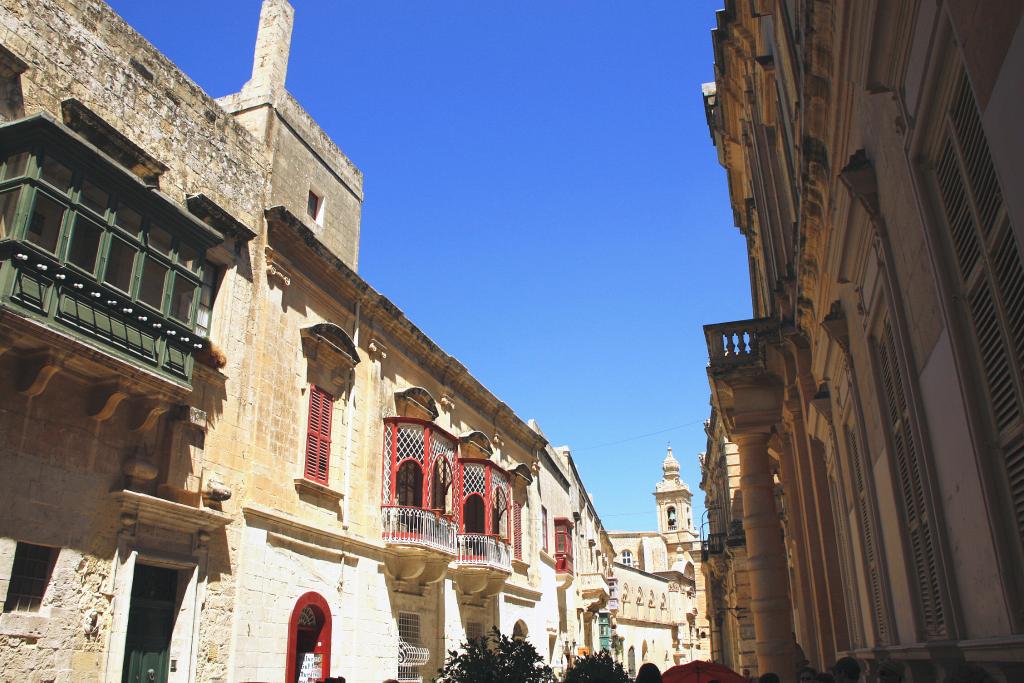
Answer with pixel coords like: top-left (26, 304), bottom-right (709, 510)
top-left (703, 317), bottom-right (779, 371)
top-left (381, 506), bottom-right (457, 556)
top-left (701, 532), bottom-right (726, 561)
top-left (456, 533), bottom-right (512, 573)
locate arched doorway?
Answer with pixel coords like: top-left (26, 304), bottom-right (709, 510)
top-left (286, 592), bottom-right (332, 683)
top-left (512, 620), bottom-right (528, 641)
top-left (627, 645), bottom-right (636, 676)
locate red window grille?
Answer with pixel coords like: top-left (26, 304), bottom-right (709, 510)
top-left (304, 385), bottom-right (333, 485)
top-left (513, 501), bottom-right (523, 560)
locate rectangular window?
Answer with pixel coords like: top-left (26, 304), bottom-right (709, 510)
top-left (3, 542), bottom-right (57, 613)
top-left (25, 192), bottom-right (65, 252)
top-left (0, 187), bottom-right (20, 239)
top-left (466, 621), bottom-right (483, 642)
top-left (307, 190), bottom-right (324, 226)
top-left (305, 385), bottom-right (333, 485)
top-left (876, 317), bottom-right (945, 638)
top-left (67, 215), bottom-right (104, 274)
top-left (541, 506), bottom-right (549, 553)
top-left (195, 265), bottom-right (220, 338)
top-left (933, 72), bottom-right (1024, 545)
top-left (398, 612), bottom-right (422, 682)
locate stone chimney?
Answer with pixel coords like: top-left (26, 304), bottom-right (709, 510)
top-left (244, 0), bottom-right (294, 97)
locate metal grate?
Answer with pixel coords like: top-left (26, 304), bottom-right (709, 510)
top-left (397, 424), bottom-right (425, 464)
top-left (466, 621), bottom-right (484, 642)
top-left (398, 612), bottom-right (426, 682)
top-left (463, 463), bottom-right (486, 495)
top-left (3, 543), bottom-right (56, 613)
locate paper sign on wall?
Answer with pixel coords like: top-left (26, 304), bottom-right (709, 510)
top-left (297, 652), bottom-right (322, 683)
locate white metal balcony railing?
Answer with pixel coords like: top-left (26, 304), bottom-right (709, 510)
top-left (456, 534), bottom-right (512, 573)
top-left (381, 506), bottom-right (457, 556)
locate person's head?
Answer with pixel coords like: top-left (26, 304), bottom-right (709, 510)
top-left (799, 666), bottom-right (817, 682)
top-left (760, 674), bottom-right (781, 683)
top-left (877, 662), bottom-right (902, 683)
top-left (636, 662), bottom-right (662, 683)
top-left (831, 657), bottom-right (861, 682)
top-left (815, 675), bottom-right (835, 683)
top-left (383, 680), bottom-right (400, 683)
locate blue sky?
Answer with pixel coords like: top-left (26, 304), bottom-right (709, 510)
top-left (108, 0), bottom-right (751, 532)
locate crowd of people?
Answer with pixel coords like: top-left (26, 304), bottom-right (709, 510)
top-left (628, 655), bottom-right (902, 683)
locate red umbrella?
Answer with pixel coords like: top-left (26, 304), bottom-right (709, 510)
top-left (662, 660), bottom-right (749, 683)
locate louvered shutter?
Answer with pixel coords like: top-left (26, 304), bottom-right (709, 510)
top-left (845, 426), bottom-right (887, 644)
top-left (513, 501), bottom-right (523, 560)
top-left (305, 385), bottom-right (333, 485)
top-left (877, 321), bottom-right (945, 638)
top-left (935, 73), bottom-right (1024, 543)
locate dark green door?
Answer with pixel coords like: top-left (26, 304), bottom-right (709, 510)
top-left (122, 564), bottom-right (178, 683)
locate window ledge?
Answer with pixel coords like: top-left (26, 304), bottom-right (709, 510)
top-left (0, 609), bottom-right (53, 638)
top-left (293, 477), bottom-right (344, 501)
top-left (512, 558), bottom-right (530, 573)
top-left (539, 550), bottom-right (556, 568)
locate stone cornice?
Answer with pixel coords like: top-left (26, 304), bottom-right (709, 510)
top-left (264, 207), bottom-right (548, 457)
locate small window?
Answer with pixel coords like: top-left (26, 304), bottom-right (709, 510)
top-left (541, 506), bottom-right (549, 552)
top-left (398, 460), bottom-right (424, 508)
top-left (66, 215), bottom-right (104, 274)
top-left (104, 237), bottom-right (136, 293)
top-left (304, 385), bottom-right (333, 485)
top-left (25, 192), bottom-right (65, 252)
top-left (170, 274), bottom-right (197, 323)
top-left (398, 612), bottom-right (422, 682)
top-left (667, 506), bottom-right (677, 529)
top-left (146, 224), bottom-right (173, 256)
top-left (39, 155), bottom-right (72, 193)
top-left (3, 542), bottom-right (57, 613)
top-left (79, 180), bottom-right (109, 216)
top-left (138, 258), bottom-right (168, 310)
top-left (307, 190), bottom-right (324, 226)
top-left (621, 550), bottom-right (633, 567)
top-left (0, 188), bottom-right (21, 239)
top-left (116, 204), bottom-right (143, 236)
top-left (2, 151), bottom-right (30, 180)
top-left (463, 494), bottom-right (485, 533)
top-left (466, 621), bottom-right (484, 642)
top-left (195, 264), bottom-right (220, 338)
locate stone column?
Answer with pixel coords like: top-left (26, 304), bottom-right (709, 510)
top-left (735, 430), bottom-right (795, 680)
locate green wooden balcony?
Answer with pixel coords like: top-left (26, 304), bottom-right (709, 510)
top-left (0, 114), bottom-right (223, 384)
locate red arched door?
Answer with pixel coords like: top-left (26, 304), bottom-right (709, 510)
top-left (286, 592), bottom-right (332, 683)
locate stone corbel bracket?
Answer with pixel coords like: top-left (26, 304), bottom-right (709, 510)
top-left (265, 245), bottom-right (292, 287)
top-left (88, 380), bottom-right (131, 421)
top-left (130, 399), bottom-right (171, 433)
top-left (17, 350), bottom-right (66, 397)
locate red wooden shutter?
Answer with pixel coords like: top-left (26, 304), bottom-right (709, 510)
top-left (305, 385), bottom-right (333, 485)
top-left (513, 501), bottom-right (523, 560)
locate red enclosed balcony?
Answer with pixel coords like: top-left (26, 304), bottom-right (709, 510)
top-left (451, 443), bottom-right (513, 597)
top-left (380, 417), bottom-right (459, 587)
top-left (554, 517), bottom-right (574, 583)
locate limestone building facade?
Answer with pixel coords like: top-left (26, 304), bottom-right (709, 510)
top-left (606, 448), bottom-right (711, 676)
top-left (701, 0), bottom-right (1024, 681)
top-left (0, 1), bottom-right (698, 682)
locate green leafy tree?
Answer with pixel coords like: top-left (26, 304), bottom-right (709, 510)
top-left (563, 651), bottom-right (631, 683)
top-left (436, 627), bottom-right (554, 683)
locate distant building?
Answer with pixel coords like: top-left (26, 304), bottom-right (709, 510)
top-left (608, 447), bottom-right (710, 675)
